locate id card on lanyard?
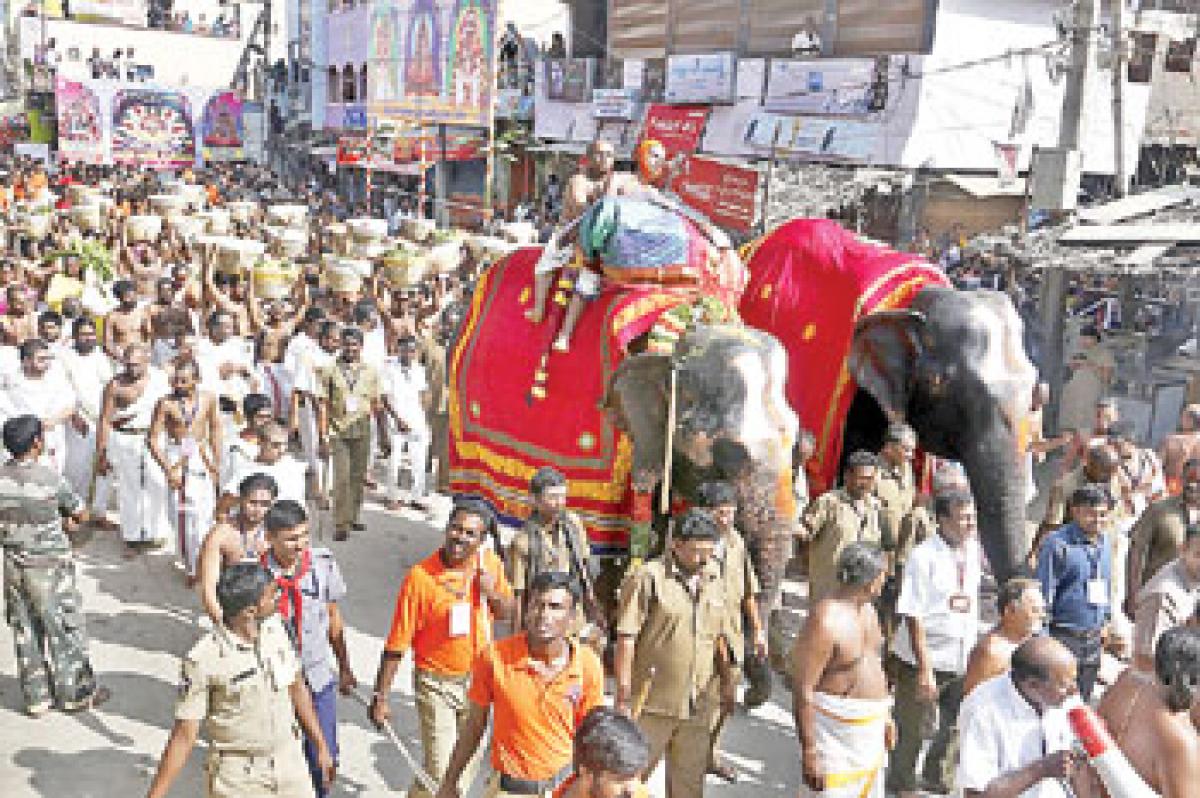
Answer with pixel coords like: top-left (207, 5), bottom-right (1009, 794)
top-left (448, 550), bottom-right (485, 640)
top-left (948, 547), bottom-right (971, 613)
top-left (1085, 543), bottom-right (1107, 607)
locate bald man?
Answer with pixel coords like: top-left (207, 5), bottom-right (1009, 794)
top-left (525, 140), bottom-right (616, 326)
top-left (957, 637), bottom-right (1094, 797)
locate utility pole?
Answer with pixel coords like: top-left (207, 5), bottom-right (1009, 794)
top-left (1111, 0), bottom-right (1128, 197)
top-left (1042, 0), bottom-right (1100, 435)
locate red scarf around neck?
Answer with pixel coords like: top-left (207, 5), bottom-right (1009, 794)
top-left (264, 548), bottom-right (312, 650)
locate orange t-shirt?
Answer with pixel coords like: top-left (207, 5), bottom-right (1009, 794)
top-left (468, 634), bottom-right (604, 782)
top-left (206, 183), bottom-right (220, 205)
top-left (383, 548), bottom-right (511, 677)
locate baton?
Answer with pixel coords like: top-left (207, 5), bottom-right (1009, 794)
top-left (630, 666), bottom-right (656, 721)
top-left (347, 687), bottom-right (440, 795)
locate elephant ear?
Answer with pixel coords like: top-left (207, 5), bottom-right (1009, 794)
top-left (849, 310), bottom-right (927, 419)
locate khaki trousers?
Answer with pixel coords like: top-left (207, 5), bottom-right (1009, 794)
top-left (331, 434), bottom-right (370, 531)
top-left (640, 679), bottom-right (719, 798)
top-left (410, 669), bottom-right (482, 798)
top-left (205, 743), bottom-right (314, 798)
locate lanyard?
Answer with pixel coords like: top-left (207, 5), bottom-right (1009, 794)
top-left (339, 362), bottom-right (361, 394)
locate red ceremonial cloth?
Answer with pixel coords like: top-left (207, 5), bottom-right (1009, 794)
top-left (449, 248), bottom-right (694, 551)
top-left (738, 219), bottom-right (948, 495)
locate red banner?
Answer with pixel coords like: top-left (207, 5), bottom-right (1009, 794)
top-left (641, 104), bottom-right (710, 160)
top-left (393, 130), bottom-right (483, 163)
top-left (336, 136), bottom-right (367, 165)
top-left (670, 156), bottom-right (759, 233)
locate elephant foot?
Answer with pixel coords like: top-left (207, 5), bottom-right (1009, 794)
top-left (743, 655), bottom-right (773, 709)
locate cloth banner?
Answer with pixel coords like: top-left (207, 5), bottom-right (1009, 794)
top-left (738, 219), bottom-right (948, 494)
top-left (669, 156), bottom-right (759, 233)
top-left (449, 248), bottom-right (695, 550)
top-left (55, 78), bottom-right (105, 164)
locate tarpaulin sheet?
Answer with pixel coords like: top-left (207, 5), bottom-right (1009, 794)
top-left (738, 219), bottom-right (947, 494)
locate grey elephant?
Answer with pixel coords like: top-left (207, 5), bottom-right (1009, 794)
top-left (604, 324), bottom-right (800, 700)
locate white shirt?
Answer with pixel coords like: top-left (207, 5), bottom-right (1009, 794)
top-left (363, 325), bottom-right (387, 370)
top-left (383, 358), bottom-right (428, 434)
top-left (956, 674), bottom-right (1075, 798)
top-left (60, 347), bottom-right (114, 422)
top-left (222, 455), bottom-right (307, 505)
top-left (195, 336), bottom-right (256, 400)
top-left (283, 332), bottom-right (319, 382)
top-left (892, 532), bottom-right (982, 674)
top-left (0, 368), bottom-right (78, 425)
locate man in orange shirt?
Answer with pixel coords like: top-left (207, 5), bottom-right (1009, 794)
top-left (436, 571), bottom-right (604, 798)
top-left (369, 498), bottom-right (513, 798)
top-left (555, 707), bottom-right (650, 798)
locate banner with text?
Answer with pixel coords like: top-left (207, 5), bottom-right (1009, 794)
top-left (670, 156), bottom-right (758, 233)
top-left (641, 104), bottom-right (710, 161)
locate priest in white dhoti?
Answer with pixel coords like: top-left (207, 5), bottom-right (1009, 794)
top-left (98, 350), bottom-right (171, 549)
top-left (381, 336), bottom-right (430, 511)
top-left (0, 338), bottom-right (80, 474)
top-left (61, 319), bottom-right (115, 519)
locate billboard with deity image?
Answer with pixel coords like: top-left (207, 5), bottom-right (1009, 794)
top-left (367, 0), bottom-right (494, 128)
top-left (55, 77), bottom-right (105, 164)
top-left (201, 91), bottom-right (245, 161)
top-left (111, 88), bottom-right (196, 168)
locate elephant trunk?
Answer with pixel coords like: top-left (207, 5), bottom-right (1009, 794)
top-left (729, 458), bottom-right (793, 619)
top-left (955, 416), bottom-right (1030, 584)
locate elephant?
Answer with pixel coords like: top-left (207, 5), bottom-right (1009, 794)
top-left (849, 286), bottom-right (1038, 583)
top-left (739, 218), bottom-right (1037, 584)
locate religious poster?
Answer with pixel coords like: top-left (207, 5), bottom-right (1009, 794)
top-left (201, 91), bottom-right (245, 162)
top-left (111, 88), bottom-right (197, 169)
top-left (55, 77), bottom-right (105, 165)
top-left (367, 0), bottom-right (495, 129)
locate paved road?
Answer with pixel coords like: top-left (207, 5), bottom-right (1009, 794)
top-left (0, 493), bottom-right (803, 797)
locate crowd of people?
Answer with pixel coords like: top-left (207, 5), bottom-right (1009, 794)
top-left (3, 144), bottom-right (1200, 798)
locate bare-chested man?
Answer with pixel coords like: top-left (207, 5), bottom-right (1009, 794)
top-left (202, 257), bottom-right (252, 336)
top-left (96, 343), bottom-right (171, 553)
top-left (148, 276), bottom-right (195, 344)
top-left (1161, 405), bottom-right (1200, 495)
top-left (1094, 627), bottom-right (1200, 797)
top-left (103, 280), bottom-right (151, 360)
top-left (793, 542), bottom-right (893, 797)
top-left (0, 283), bottom-right (38, 345)
top-left (148, 358), bottom-right (222, 586)
top-left (962, 577), bottom-right (1046, 695)
top-left (525, 140), bottom-right (616, 326)
top-left (196, 471), bottom-right (278, 624)
top-left (248, 276), bottom-right (307, 419)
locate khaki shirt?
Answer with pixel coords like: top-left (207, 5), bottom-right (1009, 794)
top-left (615, 556), bottom-right (727, 720)
top-left (507, 511), bottom-right (589, 596)
top-left (715, 530), bottom-right (760, 665)
top-left (314, 359), bottom-right (381, 439)
top-left (1133, 558), bottom-right (1200, 663)
top-left (803, 489), bottom-right (881, 603)
top-left (875, 461), bottom-right (915, 552)
top-left (1130, 496), bottom-right (1198, 589)
top-left (175, 615), bottom-right (302, 754)
top-left (419, 331), bottom-right (447, 415)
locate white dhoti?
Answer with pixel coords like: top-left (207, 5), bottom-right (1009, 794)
top-left (801, 692), bottom-right (891, 798)
top-left (166, 443), bottom-right (216, 576)
top-left (110, 429), bottom-right (171, 545)
top-left (385, 418), bottom-right (430, 501)
top-left (42, 424), bottom-right (68, 476)
top-left (297, 397), bottom-right (321, 476)
top-left (66, 423), bottom-right (112, 513)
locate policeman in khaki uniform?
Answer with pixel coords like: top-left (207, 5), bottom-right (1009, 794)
top-left (875, 423), bottom-right (917, 555)
top-left (315, 325), bottom-right (386, 540)
top-left (146, 562), bottom-right (335, 798)
top-left (0, 414), bottom-right (103, 716)
top-left (613, 510), bottom-right (736, 798)
top-left (800, 450), bottom-right (883, 604)
top-left (508, 467), bottom-right (598, 636)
